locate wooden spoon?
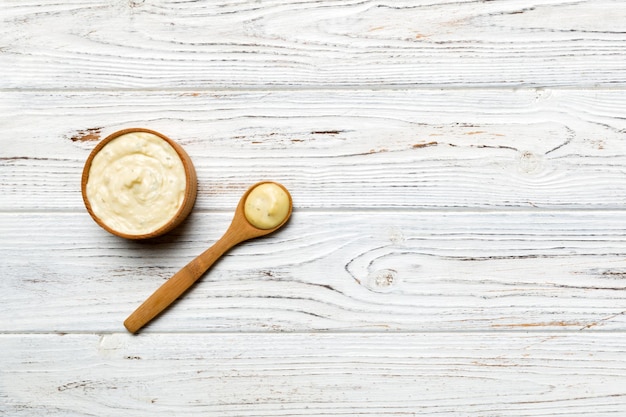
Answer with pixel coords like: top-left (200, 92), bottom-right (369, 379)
top-left (124, 181), bottom-right (292, 333)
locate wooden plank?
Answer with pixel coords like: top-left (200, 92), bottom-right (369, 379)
top-left (2, 0), bottom-right (626, 89)
top-left (2, 211), bottom-right (626, 333)
top-left (2, 332), bottom-right (626, 416)
top-left (2, 89), bottom-right (626, 211)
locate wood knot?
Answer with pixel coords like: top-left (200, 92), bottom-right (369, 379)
top-left (365, 269), bottom-right (398, 293)
top-left (518, 151), bottom-right (544, 175)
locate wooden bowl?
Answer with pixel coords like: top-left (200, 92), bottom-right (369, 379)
top-left (81, 128), bottom-right (197, 239)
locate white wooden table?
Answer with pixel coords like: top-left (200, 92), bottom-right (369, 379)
top-left (2, 1), bottom-right (626, 415)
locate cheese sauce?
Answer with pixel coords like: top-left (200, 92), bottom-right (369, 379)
top-left (86, 131), bottom-right (187, 236)
top-left (244, 183), bottom-right (290, 229)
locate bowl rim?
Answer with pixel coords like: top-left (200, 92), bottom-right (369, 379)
top-left (81, 127), bottom-right (198, 240)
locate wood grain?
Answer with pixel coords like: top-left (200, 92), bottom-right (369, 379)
top-left (2, 332), bottom-right (626, 416)
top-left (1, 0), bottom-right (626, 89)
top-left (2, 89), bottom-right (626, 211)
top-left (3, 1), bottom-right (626, 415)
top-left (2, 211), bottom-right (625, 333)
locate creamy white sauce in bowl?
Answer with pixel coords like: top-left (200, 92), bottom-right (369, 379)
top-left (82, 129), bottom-right (197, 239)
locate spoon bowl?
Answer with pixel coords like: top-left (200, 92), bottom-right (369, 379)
top-left (226, 181), bottom-right (293, 243)
top-left (124, 181), bottom-right (292, 333)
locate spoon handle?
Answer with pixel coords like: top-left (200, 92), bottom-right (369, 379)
top-left (124, 234), bottom-right (237, 333)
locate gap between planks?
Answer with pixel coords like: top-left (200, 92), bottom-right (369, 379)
top-left (4, 207), bottom-right (626, 215)
top-left (4, 85), bottom-right (626, 94)
top-left (1, 329), bottom-right (626, 336)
